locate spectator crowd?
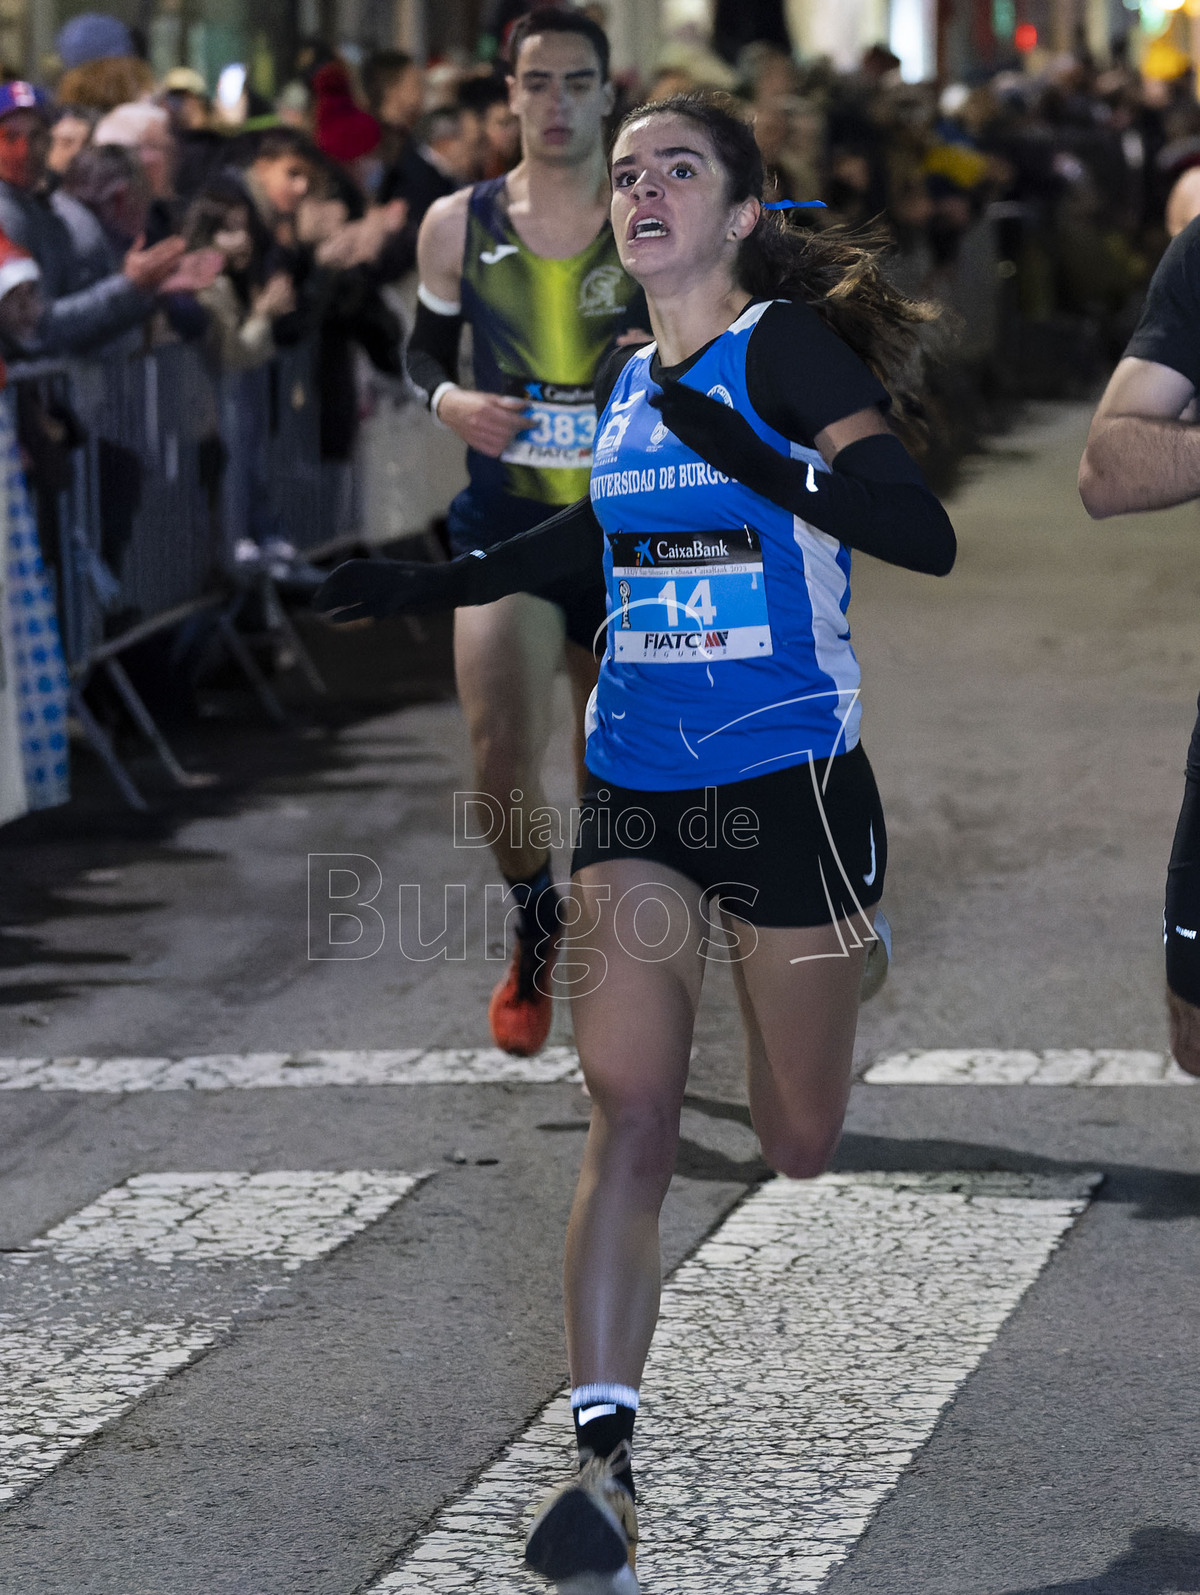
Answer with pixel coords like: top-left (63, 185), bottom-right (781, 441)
top-left (0, 3), bottom-right (1197, 823)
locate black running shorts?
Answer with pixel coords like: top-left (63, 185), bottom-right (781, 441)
top-left (572, 744), bottom-right (886, 928)
top-left (1166, 695), bottom-right (1200, 1004)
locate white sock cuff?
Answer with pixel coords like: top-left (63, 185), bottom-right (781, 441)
top-left (570, 1383), bottom-right (640, 1413)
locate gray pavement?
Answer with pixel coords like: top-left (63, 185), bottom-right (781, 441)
top-left (0, 402), bottom-right (1198, 1593)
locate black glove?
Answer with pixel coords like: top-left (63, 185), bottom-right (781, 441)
top-left (313, 558), bottom-right (469, 623)
top-left (649, 379), bottom-right (792, 500)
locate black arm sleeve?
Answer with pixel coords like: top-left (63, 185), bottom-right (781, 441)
top-left (746, 298), bottom-right (890, 443)
top-left (807, 434), bottom-right (956, 576)
top-left (405, 296), bottom-right (464, 405)
top-left (649, 383), bottom-right (955, 576)
top-left (460, 497), bottom-right (603, 605)
top-left (315, 498), bottom-right (603, 621)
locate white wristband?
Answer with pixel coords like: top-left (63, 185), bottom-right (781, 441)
top-left (430, 381), bottom-right (459, 427)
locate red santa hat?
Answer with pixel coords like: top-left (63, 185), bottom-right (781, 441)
top-left (0, 232), bottom-right (39, 300)
top-left (312, 61), bottom-right (381, 165)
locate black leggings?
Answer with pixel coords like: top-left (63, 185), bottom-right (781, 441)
top-left (1165, 695), bottom-right (1200, 1003)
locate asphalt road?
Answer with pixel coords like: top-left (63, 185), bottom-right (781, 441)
top-left (0, 401), bottom-right (1198, 1594)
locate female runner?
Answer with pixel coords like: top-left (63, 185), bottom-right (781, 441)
top-left (318, 93), bottom-right (955, 1595)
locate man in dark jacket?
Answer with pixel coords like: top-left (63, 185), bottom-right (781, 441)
top-left (0, 80), bottom-right (184, 355)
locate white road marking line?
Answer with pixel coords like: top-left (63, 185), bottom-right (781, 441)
top-left (0, 1047), bottom-right (582, 1093)
top-left (865, 1048), bottom-right (1196, 1085)
top-left (27, 1170), bottom-right (421, 1269)
top-left (0, 1170), bottom-right (422, 1505)
top-left (371, 1170), bottom-right (1096, 1595)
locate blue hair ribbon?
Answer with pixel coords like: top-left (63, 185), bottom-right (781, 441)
top-left (763, 199), bottom-right (827, 210)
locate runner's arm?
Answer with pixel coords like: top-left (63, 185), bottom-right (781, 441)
top-left (650, 381), bottom-right (956, 576)
top-left (411, 190), bottom-right (527, 453)
top-left (314, 498), bottom-right (604, 623)
top-left (1078, 357), bottom-right (1200, 518)
top-left (405, 289), bottom-right (464, 408)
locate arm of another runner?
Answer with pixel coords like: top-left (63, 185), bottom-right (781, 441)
top-left (1080, 218), bottom-right (1200, 518)
top-left (1078, 358), bottom-right (1200, 518)
top-left (407, 190), bottom-right (528, 456)
top-left (314, 497), bottom-right (604, 623)
top-left (650, 383), bottom-right (956, 576)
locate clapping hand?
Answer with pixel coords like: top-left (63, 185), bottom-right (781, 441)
top-left (122, 235), bottom-right (187, 293)
top-left (252, 271), bottom-right (297, 319)
top-left (159, 246), bottom-right (225, 295)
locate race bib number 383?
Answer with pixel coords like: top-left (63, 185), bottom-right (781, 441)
top-left (609, 526), bottom-right (773, 663)
top-left (501, 398), bottom-right (596, 470)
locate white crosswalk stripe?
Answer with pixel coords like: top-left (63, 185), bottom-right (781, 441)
top-left (371, 1170), bottom-right (1096, 1594)
top-left (0, 1170), bottom-right (422, 1504)
top-left (0, 1047), bottom-right (582, 1092)
top-left (865, 1048), bottom-right (1196, 1085)
top-left (1, 1047), bottom-right (1191, 1094)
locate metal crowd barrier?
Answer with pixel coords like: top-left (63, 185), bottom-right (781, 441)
top-left (8, 338), bottom-right (359, 811)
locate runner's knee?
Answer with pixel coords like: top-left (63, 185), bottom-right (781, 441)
top-left (586, 1087), bottom-right (682, 1187)
top-left (757, 1118), bottom-right (842, 1181)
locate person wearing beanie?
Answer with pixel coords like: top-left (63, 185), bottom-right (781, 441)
top-left (311, 60), bottom-right (382, 195)
top-left (55, 12), bottom-right (134, 72)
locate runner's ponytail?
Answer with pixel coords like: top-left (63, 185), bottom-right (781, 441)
top-left (615, 93), bottom-right (936, 401)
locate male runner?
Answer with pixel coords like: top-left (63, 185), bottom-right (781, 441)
top-left (1079, 213), bottom-right (1200, 1075)
top-left (405, 8), bottom-right (645, 1056)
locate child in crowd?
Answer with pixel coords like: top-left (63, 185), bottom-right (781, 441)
top-left (183, 177), bottom-right (296, 373)
top-left (183, 177), bottom-right (314, 582)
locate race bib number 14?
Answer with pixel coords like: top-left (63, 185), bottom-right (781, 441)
top-left (609, 526), bottom-right (773, 663)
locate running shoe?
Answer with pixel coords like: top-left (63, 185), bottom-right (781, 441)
top-left (525, 1444), bottom-right (639, 1593)
top-left (859, 910), bottom-right (892, 1004)
top-left (488, 932), bottom-right (556, 1056)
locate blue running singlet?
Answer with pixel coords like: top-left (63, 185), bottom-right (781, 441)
top-left (586, 300), bottom-right (862, 791)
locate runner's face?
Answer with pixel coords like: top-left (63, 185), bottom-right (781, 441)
top-left (508, 31), bottom-right (613, 164)
top-left (610, 113), bottom-right (757, 288)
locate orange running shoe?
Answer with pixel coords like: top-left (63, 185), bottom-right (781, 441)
top-left (489, 931), bottom-right (557, 1056)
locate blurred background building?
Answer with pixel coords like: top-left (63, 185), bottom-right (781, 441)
top-left (4, 0), bottom-right (1199, 92)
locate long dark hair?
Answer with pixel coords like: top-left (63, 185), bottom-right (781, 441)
top-left (183, 176), bottom-right (272, 299)
top-left (614, 93), bottom-right (936, 398)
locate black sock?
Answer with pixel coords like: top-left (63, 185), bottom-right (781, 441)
top-left (573, 1402), bottom-right (637, 1501)
top-left (504, 862), bottom-right (559, 970)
